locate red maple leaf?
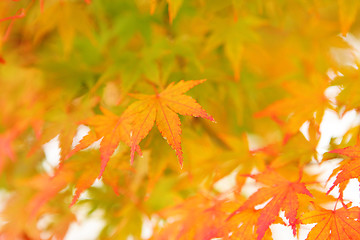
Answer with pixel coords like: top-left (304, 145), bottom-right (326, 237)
top-left (228, 170), bottom-right (312, 240)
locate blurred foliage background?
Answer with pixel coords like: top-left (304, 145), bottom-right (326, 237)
top-left (1, 0), bottom-right (360, 239)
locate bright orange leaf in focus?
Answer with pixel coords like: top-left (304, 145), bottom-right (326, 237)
top-left (122, 79), bottom-right (215, 167)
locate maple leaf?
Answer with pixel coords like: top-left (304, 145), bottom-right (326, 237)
top-left (66, 156), bottom-right (99, 207)
top-left (228, 170), bottom-right (312, 240)
top-left (122, 79), bottom-right (214, 167)
top-left (67, 150), bottom-right (135, 206)
top-left (300, 204), bottom-right (360, 240)
top-left (255, 75), bottom-right (329, 134)
top-left (326, 145), bottom-right (360, 195)
top-left (67, 107), bottom-right (140, 179)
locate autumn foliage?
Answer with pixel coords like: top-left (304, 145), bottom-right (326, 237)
top-left (2, 0), bottom-right (360, 239)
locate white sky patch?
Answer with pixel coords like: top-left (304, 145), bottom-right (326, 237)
top-left (37, 214), bottom-right (54, 240)
top-left (271, 223), bottom-right (297, 240)
top-left (42, 135), bottom-right (60, 176)
top-left (318, 109), bottom-right (360, 155)
top-left (324, 85), bottom-right (342, 107)
top-left (305, 159), bottom-right (341, 186)
top-left (247, 133), bottom-right (266, 151)
top-left (300, 121), bottom-right (310, 141)
top-left (341, 33), bottom-right (360, 60)
top-left (72, 125), bottom-right (90, 148)
top-left (213, 168), bottom-right (239, 193)
top-left (64, 205), bottom-right (105, 240)
top-left (330, 47), bottom-right (358, 68)
top-left (240, 171), bottom-right (259, 198)
top-left (141, 216), bottom-right (153, 239)
top-left (0, 190), bottom-right (12, 229)
top-left (342, 179), bottom-right (360, 207)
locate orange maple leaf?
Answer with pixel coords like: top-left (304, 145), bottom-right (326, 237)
top-left (300, 204), bottom-right (360, 239)
top-left (255, 76), bottom-right (329, 134)
top-left (326, 145), bottom-right (360, 195)
top-left (228, 170), bottom-right (312, 240)
top-left (122, 79), bottom-right (215, 167)
top-left (67, 107), bottom-right (140, 179)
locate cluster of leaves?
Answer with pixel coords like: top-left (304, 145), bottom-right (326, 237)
top-left (2, 0), bottom-right (360, 239)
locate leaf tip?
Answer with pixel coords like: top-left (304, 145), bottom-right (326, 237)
top-left (209, 116), bottom-right (216, 123)
top-left (69, 188), bottom-right (79, 207)
top-left (178, 158), bottom-right (183, 169)
top-left (326, 185), bottom-right (336, 195)
top-left (112, 186), bottom-right (120, 196)
top-left (69, 197), bottom-right (77, 208)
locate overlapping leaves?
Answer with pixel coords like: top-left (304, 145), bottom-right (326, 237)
top-left (2, 0), bottom-right (360, 239)
top-left (70, 79), bottom-right (214, 178)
